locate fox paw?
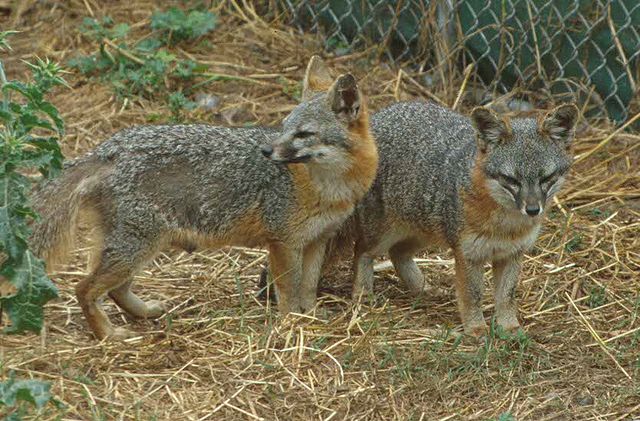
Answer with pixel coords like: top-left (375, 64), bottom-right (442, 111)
top-left (277, 300), bottom-right (302, 315)
top-left (351, 287), bottom-right (375, 303)
top-left (497, 322), bottom-right (524, 338)
top-left (496, 314), bottom-right (521, 333)
top-left (144, 300), bottom-right (167, 319)
top-left (108, 327), bottom-right (139, 341)
top-left (464, 323), bottom-right (489, 340)
top-left (299, 296), bottom-right (317, 314)
top-left (405, 279), bottom-right (432, 296)
top-left (499, 322), bottom-right (522, 333)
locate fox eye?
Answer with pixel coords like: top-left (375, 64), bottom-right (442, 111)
top-left (499, 173), bottom-right (520, 187)
top-left (294, 131), bottom-right (315, 139)
top-left (540, 172), bottom-right (557, 185)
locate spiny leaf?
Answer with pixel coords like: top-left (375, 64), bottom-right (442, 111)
top-left (2, 81), bottom-right (38, 103)
top-left (0, 173), bottom-right (32, 260)
top-left (0, 207), bottom-right (29, 259)
top-left (0, 250), bottom-right (58, 334)
top-left (0, 108), bottom-right (12, 124)
top-left (0, 374), bottom-right (53, 409)
top-left (24, 57), bottom-right (70, 92)
top-left (24, 137), bottom-right (64, 177)
top-left (36, 101), bottom-right (65, 135)
top-left (0, 30), bottom-right (19, 51)
top-left (78, 16), bottom-right (127, 41)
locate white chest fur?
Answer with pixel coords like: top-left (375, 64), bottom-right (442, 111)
top-left (298, 209), bottom-right (352, 246)
top-left (461, 217), bottom-right (541, 263)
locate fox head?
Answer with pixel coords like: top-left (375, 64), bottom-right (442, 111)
top-left (262, 56), bottom-right (368, 169)
top-left (471, 104), bottom-right (579, 217)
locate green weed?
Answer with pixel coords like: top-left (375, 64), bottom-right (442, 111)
top-left (0, 31), bottom-right (65, 334)
top-left (564, 234), bottom-right (583, 253)
top-left (69, 7), bottom-right (215, 118)
top-left (586, 285), bottom-right (607, 308)
top-left (151, 7), bottom-right (217, 45)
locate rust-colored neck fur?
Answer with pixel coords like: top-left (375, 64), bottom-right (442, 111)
top-left (345, 101), bottom-right (378, 199)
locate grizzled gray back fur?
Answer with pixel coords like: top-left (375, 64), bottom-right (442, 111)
top-left (95, 125), bottom-right (287, 237)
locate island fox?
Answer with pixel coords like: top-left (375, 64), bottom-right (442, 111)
top-left (347, 100), bottom-right (578, 337)
top-left (259, 58), bottom-right (578, 337)
top-left (30, 56), bottom-right (378, 340)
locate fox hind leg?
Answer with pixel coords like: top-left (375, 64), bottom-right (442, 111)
top-left (351, 251), bottom-right (374, 302)
top-left (76, 263), bottom-right (137, 340)
top-left (76, 223), bottom-right (159, 340)
top-left (389, 240), bottom-right (427, 295)
top-left (109, 279), bottom-right (166, 319)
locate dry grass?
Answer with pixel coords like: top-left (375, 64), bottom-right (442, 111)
top-left (1, 1), bottom-right (639, 420)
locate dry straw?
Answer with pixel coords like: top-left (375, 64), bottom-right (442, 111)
top-left (1, 1), bottom-right (639, 420)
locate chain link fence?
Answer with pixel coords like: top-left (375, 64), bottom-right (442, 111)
top-left (277, 0), bottom-right (640, 124)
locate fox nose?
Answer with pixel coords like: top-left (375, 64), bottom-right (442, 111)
top-left (525, 204), bottom-right (541, 216)
top-left (261, 144), bottom-right (273, 158)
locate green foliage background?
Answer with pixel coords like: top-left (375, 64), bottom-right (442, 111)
top-left (459, 0), bottom-right (639, 123)
top-left (286, 0), bottom-right (639, 123)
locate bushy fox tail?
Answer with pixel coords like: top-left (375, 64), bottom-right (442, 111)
top-left (30, 158), bottom-right (108, 270)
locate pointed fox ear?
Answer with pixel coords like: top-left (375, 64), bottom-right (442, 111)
top-left (470, 107), bottom-right (511, 151)
top-left (327, 73), bottom-right (361, 123)
top-left (541, 104), bottom-right (579, 145)
top-left (301, 55), bottom-right (333, 101)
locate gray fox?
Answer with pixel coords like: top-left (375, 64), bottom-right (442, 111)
top-left (30, 56), bottom-right (378, 340)
top-left (348, 100), bottom-right (578, 337)
top-left (259, 58), bottom-right (578, 337)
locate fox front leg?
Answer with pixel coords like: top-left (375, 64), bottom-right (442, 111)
top-left (492, 256), bottom-right (522, 332)
top-left (453, 249), bottom-right (487, 337)
top-left (299, 239), bottom-right (327, 312)
top-left (267, 242), bottom-right (303, 314)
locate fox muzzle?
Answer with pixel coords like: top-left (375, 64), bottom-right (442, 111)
top-left (262, 143), bottom-right (312, 164)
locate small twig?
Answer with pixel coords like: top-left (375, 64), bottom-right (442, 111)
top-left (393, 69), bottom-right (403, 101)
top-left (607, 5), bottom-right (636, 93)
top-left (103, 38), bottom-right (145, 66)
top-left (401, 72), bottom-right (447, 106)
top-left (526, 0), bottom-right (543, 79)
top-left (82, 0), bottom-right (95, 17)
top-left (614, 402), bottom-right (640, 421)
top-left (124, 358), bottom-right (196, 412)
top-left (194, 72), bottom-right (279, 88)
top-left (451, 64), bottom-right (474, 110)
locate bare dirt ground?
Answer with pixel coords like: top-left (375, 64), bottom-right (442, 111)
top-left (1, 1), bottom-right (639, 420)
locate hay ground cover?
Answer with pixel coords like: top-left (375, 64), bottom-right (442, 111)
top-left (1, 1), bottom-right (639, 420)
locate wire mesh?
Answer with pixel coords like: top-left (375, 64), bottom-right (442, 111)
top-left (278, 0), bottom-right (639, 123)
